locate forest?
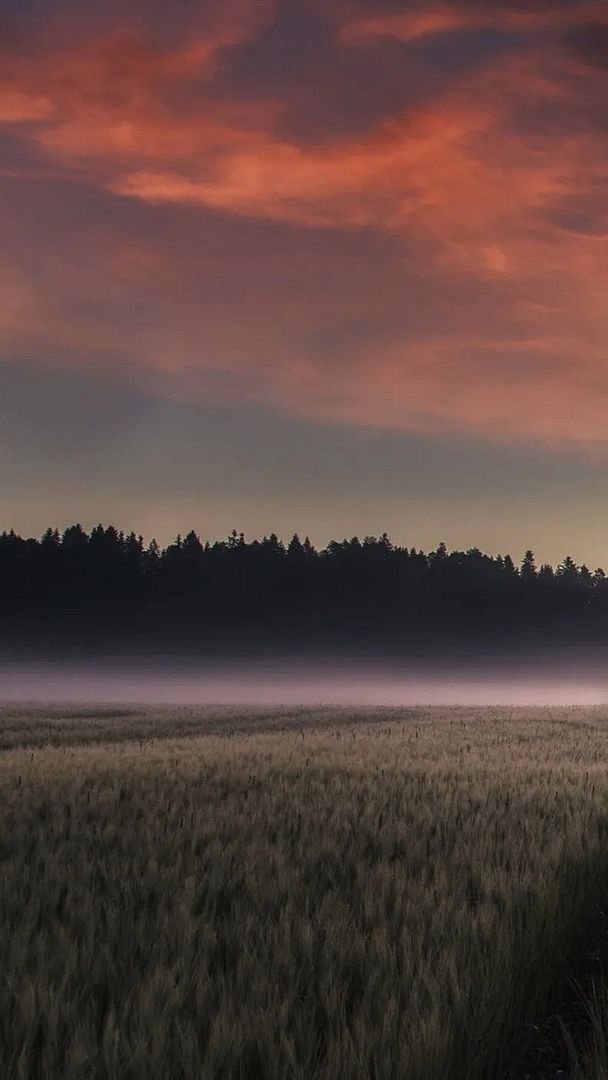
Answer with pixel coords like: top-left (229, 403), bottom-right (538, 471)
top-left (1, 524), bottom-right (606, 652)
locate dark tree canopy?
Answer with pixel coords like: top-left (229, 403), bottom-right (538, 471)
top-left (1, 525), bottom-right (607, 655)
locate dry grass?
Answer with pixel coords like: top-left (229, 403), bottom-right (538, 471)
top-left (2, 705), bottom-right (608, 1078)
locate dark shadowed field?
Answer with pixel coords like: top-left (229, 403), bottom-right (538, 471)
top-left (3, 705), bottom-right (608, 1078)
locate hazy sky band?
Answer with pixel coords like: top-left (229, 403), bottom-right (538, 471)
top-left (2, 0), bottom-right (608, 562)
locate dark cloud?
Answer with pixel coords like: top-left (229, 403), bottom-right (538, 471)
top-left (339, 0), bottom-right (588, 15)
top-left (447, 0), bottom-right (590, 11)
top-left (542, 193), bottom-right (608, 236)
top-left (0, 364), bottom-right (576, 500)
top-left (566, 22), bottom-right (608, 69)
top-left (214, 0), bottom-right (519, 142)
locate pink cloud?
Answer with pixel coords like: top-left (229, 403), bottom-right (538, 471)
top-left (1, 3), bottom-right (608, 448)
top-left (340, 2), bottom-right (608, 45)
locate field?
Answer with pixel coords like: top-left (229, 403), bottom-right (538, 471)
top-left (3, 705), bottom-right (608, 1078)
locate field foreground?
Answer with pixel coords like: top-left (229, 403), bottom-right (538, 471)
top-left (3, 704), bottom-right (608, 1078)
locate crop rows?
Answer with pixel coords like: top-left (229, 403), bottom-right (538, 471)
top-left (2, 706), bottom-right (608, 1077)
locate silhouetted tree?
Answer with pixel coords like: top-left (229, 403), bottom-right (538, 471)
top-left (521, 550), bottom-right (537, 579)
top-left (2, 524), bottom-right (608, 652)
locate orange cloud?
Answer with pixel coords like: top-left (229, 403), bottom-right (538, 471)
top-left (2, 3), bottom-right (608, 449)
top-left (340, 2), bottom-right (608, 44)
top-left (0, 27), bottom-right (597, 259)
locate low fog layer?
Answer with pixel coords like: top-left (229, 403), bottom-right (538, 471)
top-left (2, 656), bottom-right (608, 706)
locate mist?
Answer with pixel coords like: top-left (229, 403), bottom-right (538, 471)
top-left (2, 653), bottom-right (608, 707)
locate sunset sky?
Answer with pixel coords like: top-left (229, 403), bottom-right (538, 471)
top-left (2, 0), bottom-right (608, 564)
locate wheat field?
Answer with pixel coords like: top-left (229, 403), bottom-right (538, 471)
top-left (2, 704), bottom-right (608, 1078)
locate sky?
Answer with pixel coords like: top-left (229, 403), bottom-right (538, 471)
top-left (2, 0), bottom-right (608, 565)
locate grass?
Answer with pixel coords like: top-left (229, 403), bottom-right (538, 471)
top-left (2, 705), bottom-right (608, 1077)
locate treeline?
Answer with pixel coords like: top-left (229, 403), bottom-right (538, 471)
top-left (1, 523), bottom-right (607, 652)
